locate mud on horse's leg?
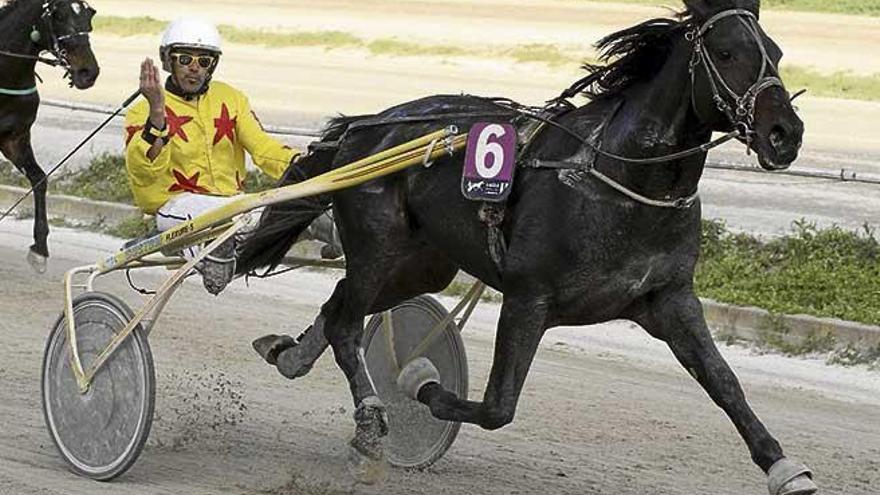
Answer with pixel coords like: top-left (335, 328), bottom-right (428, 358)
top-left (408, 292), bottom-right (549, 430)
top-left (0, 132), bottom-right (48, 273)
top-left (633, 287), bottom-right (817, 495)
top-left (322, 273), bottom-right (392, 484)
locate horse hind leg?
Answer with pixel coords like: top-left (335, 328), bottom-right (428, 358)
top-left (631, 287), bottom-right (817, 495)
top-left (254, 241), bottom-right (459, 377)
top-left (0, 133), bottom-right (48, 273)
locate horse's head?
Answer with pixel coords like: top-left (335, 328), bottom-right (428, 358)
top-left (685, 0), bottom-right (803, 170)
top-left (36, 0), bottom-right (99, 89)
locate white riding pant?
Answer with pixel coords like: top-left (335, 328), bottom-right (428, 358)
top-left (156, 193), bottom-right (248, 259)
top-left (156, 192), bottom-right (341, 260)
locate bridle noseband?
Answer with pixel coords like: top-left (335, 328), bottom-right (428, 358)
top-left (687, 9), bottom-right (786, 146)
top-left (0, 0), bottom-right (96, 91)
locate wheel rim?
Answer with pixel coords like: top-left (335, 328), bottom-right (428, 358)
top-left (42, 295), bottom-right (152, 478)
top-left (364, 296), bottom-right (467, 468)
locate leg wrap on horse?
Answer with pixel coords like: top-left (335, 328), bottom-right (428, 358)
top-left (347, 396), bottom-right (389, 484)
top-left (252, 315), bottom-right (330, 379)
top-left (767, 458), bottom-right (817, 495)
top-left (397, 357), bottom-right (441, 401)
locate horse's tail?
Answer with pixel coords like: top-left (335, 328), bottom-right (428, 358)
top-left (236, 115), bottom-right (364, 275)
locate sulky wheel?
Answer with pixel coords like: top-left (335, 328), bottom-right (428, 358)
top-left (42, 292), bottom-right (155, 481)
top-left (362, 295), bottom-right (468, 469)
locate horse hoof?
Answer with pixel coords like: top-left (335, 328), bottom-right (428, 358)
top-left (768, 458), bottom-right (818, 495)
top-left (251, 334), bottom-right (296, 365)
top-left (347, 442), bottom-right (389, 485)
top-left (348, 396), bottom-right (389, 485)
top-left (27, 249), bottom-right (47, 274)
top-left (397, 357), bottom-right (440, 400)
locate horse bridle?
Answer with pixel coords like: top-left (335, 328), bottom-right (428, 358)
top-left (687, 8), bottom-right (786, 146)
top-left (0, 0), bottom-right (96, 90)
top-left (495, 8), bottom-right (794, 209)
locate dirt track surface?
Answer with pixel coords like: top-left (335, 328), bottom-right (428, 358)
top-left (0, 221), bottom-right (878, 494)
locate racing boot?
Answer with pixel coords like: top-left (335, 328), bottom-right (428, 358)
top-left (199, 237), bottom-right (237, 295)
top-left (252, 314), bottom-right (330, 379)
top-left (305, 211), bottom-right (344, 259)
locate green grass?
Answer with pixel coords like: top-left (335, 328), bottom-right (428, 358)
top-left (582, 0), bottom-right (880, 16)
top-left (367, 39), bottom-right (470, 58)
top-left (696, 219), bottom-right (880, 327)
top-left (104, 215), bottom-right (156, 239)
top-left (93, 15), bottom-right (880, 102)
top-left (827, 342), bottom-right (880, 369)
top-left (51, 153), bottom-right (134, 204)
top-left (92, 16), bottom-right (166, 36)
top-left (0, 160), bottom-right (29, 188)
top-left (782, 66), bottom-right (880, 102)
top-left (762, 0), bottom-right (880, 15)
top-left (506, 43), bottom-right (580, 66)
top-left (241, 169), bottom-right (278, 193)
top-left (219, 27), bottom-right (362, 49)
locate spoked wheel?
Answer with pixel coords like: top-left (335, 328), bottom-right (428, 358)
top-left (362, 295), bottom-right (468, 469)
top-left (42, 292), bottom-right (155, 480)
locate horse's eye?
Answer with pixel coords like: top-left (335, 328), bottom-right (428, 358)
top-left (718, 50), bottom-right (733, 61)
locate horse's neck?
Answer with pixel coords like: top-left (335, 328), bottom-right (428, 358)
top-left (0, 0), bottom-right (41, 88)
top-left (594, 42), bottom-right (712, 200)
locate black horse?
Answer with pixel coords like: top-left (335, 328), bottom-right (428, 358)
top-left (241, 1), bottom-right (814, 493)
top-left (0, 0), bottom-right (99, 272)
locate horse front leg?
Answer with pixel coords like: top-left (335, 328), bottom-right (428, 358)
top-left (633, 287), bottom-right (817, 495)
top-left (321, 270), bottom-right (394, 484)
top-left (0, 132), bottom-right (48, 272)
top-left (403, 292), bottom-right (549, 430)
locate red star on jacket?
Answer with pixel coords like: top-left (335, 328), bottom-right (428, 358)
top-left (213, 103), bottom-right (237, 145)
top-left (165, 106), bottom-right (193, 142)
top-left (125, 124), bottom-right (144, 145)
top-left (168, 169), bottom-right (210, 194)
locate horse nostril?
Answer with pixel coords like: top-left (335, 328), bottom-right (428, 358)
top-left (77, 68), bottom-right (98, 83)
top-left (769, 125), bottom-right (787, 150)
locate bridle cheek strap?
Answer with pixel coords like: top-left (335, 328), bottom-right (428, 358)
top-left (688, 9), bottom-right (787, 144)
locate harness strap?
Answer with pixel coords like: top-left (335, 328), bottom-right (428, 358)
top-left (478, 203), bottom-right (507, 272)
top-left (0, 86), bottom-right (38, 96)
top-left (345, 110), bottom-right (515, 132)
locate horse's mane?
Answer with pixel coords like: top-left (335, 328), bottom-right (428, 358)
top-left (580, 11), bottom-right (694, 99)
top-left (0, 0), bottom-right (36, 32)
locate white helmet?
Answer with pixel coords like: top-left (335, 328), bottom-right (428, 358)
top-left (159, 17), bottom-right (222, 72)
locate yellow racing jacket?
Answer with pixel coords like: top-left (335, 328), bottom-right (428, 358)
top-left (124, 81), bottom-right (299, 214)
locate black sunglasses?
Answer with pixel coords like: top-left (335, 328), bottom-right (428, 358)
top-left (170, 53), bottom-right (216, 69)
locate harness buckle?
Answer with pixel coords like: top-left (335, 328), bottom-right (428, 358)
top-left (673, 196), bottom-right (697, 209)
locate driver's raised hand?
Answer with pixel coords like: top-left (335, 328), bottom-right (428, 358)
top-left (139, 58), bottom-right (166, 128)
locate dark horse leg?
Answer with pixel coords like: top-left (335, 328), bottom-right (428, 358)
top-left (629, 286), bottom-right (817, 494)
top-left (0, 131), bottom-right (49, 272)
top-left (411, 287), bottom-right (550, 430)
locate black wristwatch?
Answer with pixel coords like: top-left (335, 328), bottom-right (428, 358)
top-left (141, 119), bottom-right (168, 145)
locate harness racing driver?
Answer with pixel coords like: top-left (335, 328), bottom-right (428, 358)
top-left (124, 17), bottom-right (339, 295)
